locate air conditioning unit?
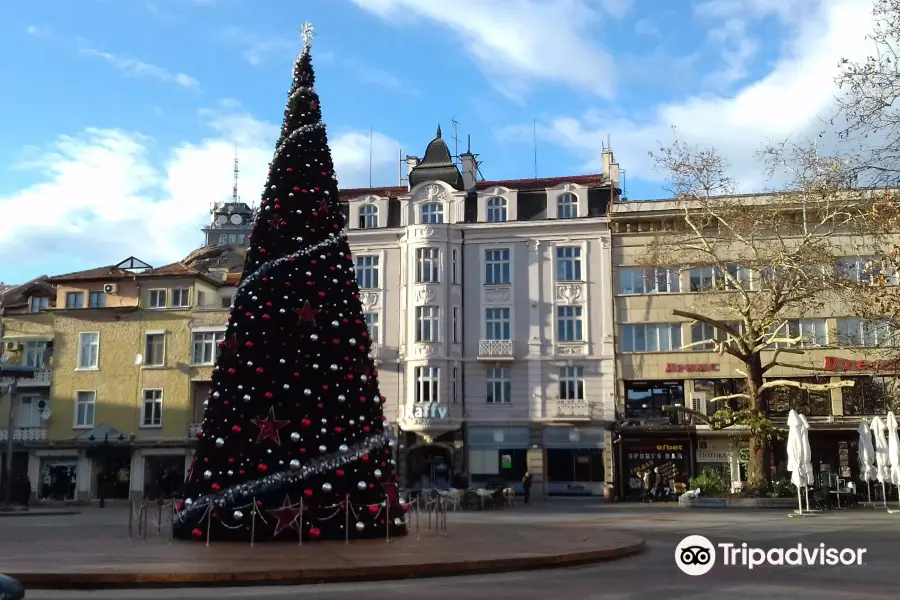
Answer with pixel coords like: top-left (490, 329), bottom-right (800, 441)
top-left (4, 341), bottom-right (20, 352)
top-left (103, 283), bottom-right (118, 294)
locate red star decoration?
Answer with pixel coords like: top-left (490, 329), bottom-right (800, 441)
top-left (310, 100), bottom-right (318, 109)
top-left (251, 407), bottom-right (290, 444)
top-left (221, 337), bottom-right (238, 352)
top-left (295, 301), bottom-right (319, 322)
top-left (319, 199), bottom-right (329, 212)
top-left (267, 495), bottom-right (302, 536)
top-left (268, 218), bottom-right (281, 230)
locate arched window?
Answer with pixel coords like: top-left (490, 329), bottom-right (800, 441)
top-left (420, 202), bottom-right (444, 224)
top-left (358, 203), bottom-right (378, 229)
top-left (557, 193), bottom-right (578, 219)
top-left (486, 197), bottom-right (507, 222)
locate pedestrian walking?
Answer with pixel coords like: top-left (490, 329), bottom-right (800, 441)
top-left (522, 472), bottom-right (533, 505)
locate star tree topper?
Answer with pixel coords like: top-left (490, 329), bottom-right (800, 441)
top-left (300, 22), bottom-right (315, 45)
top-left (251, 407), bottom-right (290, 444)
top-left (268, 495), bottom-right (303, 536)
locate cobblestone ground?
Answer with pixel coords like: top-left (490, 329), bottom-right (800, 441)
top-left (11, 501), bottom-right (900, 600)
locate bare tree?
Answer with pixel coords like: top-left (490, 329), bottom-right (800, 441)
top-left (641, 136), bottom-right (891, 492)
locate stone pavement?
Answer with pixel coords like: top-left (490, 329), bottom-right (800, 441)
top-left (0, 505), bottom-right (642, 588)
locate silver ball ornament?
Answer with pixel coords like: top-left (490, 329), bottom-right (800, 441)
top-left (322, 482), bottom-right (333, 493)
top-left (339, 444), bottom-right (349, 453)
top-left (203, 470), bottom-right (213, 480)
top-left (319, 445), bottom-right (327, 452)
top-left (357, 481), bottom-right (367, 490)
top-left (330, 364), bottom-right (338, 371)
top-left (215, 437), bottom-right (225, 448)
top-left (310, 334), bottom-right (319, 341)
top-left (290, 432), bottom-right (300, 442)
top-left (304, 389), bottom-right (312, 396)
top-left (227, 470), bottom-right (234, 476)
top-left (349, 338), bottom-right (356, 345)
top-left (374, 469), bottom-right (382, 479)
top-left (355, 522), bottom-right (365, 532)
top-left (290, 459), bottom-right (301, 470)
top-left (394, 517), bottom-right (404, 526)
top-left (337, 394), bottom-right (346, 402)
top-left (233, 510), bottom-right (244, 520)
top-left (331, 320), bottom-right (339, 327)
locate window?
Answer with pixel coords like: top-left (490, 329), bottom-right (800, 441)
top-left (556, 193), bottom-right (577, 218)
top-left (416, 306), bottom-right (439, 342)
top-left (219, 234), bottom-right (228, 244)
top-left (87, 291), bottom-right (106, 308)
top-left (556, 306), bottom-right (584, 342)
top-left (768, 377), bottom-right (832, 417)
top-left (148, 289), bottom-right (167, 309)
top-left (221, 295), bottom-right (233, 308)
top-left (484, 248), bottom-right (510, 285)
top-left (620, 323), bottom-right (682, 352)
top-left (414, 366), bottom-right (440, 403)
top-left (23, 340), bottom-right (48, 369)
top-left (842, 376), bottom-right (900, 415)
top-left (836, 257), bottom-right (898, 285)
top-left (364, 312), bottom-right (380, 342)
top-left (359, 204), bottom-right (379, 229)
top-left (65, 292), bottom-right (84, 308)
top-left (141, 389), bottom-right (163, 427)
top-left (619, 267), bottom-right (680, 294)
top-left (689, 265), bottom-right (752, 291)
top-left (558, 366), bottom-right (584, 400)
top-left (16, 395), bottom-right (41, 428)
top-left (690, 321), bottom-right (742, 351)
top-left (451, 249), bottom-right (458, 284)
top-left (486, 197), bottom-right (507, 222)
top-left (197, 291), bottom-right (206, 307)
top-left (77, 332), bottom-right (99, 369)
top-left (452, 367), bottom-right (459, 403)
top-left (452, 306), bottom-right (460, 343)
top-left (191, 330), bottom-right (226, 364)
top-left (144, 333), bottom-right (165, 367)
top-left (836, 317), bottom-right (894, 347)
top-left (29, 296), bottom-right (49, 312)
top-left (486, 367), bottom-right (511, 403)
top-left (625, 380), bottom-right (684, 417)
top-left (420, 202), bottom-right (444, 224)
top-left (416, 247), bottom-right (440, 283)
top-left (171, 288), bottom-right (191, 308)
top-left (485, 308), bottom-right (511, 340)
top-left (768, 319), bottom-right (828, 348)
top-left (354, 256), bottom-right (380, 289)
top-left (75, 391), bottom-right (96, 428)
top-left (556, 246), bottom-right (582, 281)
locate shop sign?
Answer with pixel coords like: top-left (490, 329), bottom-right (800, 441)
top-left (404, 402), bottom-right (449, 423)
top-left (823, 356), bottom-right (900, 373)
top-left (545, 482), bottom-right (606, 496)
top-left (697, 450), bottom-right (730, 462)
top-left (622, 441), bottom-right (690, 494)
top-left (664, 363), bottom-right (720, 373)
top-left (501, 454), bottom-right (512, 469)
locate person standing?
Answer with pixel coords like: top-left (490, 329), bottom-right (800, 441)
top-left (522, 472), bottom-right (533, 505)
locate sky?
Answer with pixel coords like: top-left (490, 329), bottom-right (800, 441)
top-left (0, 0), bottom-right (879, 283)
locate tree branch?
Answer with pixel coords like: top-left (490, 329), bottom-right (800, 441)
top-left (761, 346), bottom-right (806, 373)
top-left (759, 379), bottom-right (855, 393)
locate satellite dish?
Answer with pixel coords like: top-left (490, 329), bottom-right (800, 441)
top-left (40, 409), bottom-right (52, 420)
top-left (133, 354), bottom-right (143, 366)
top-left (216, 215), bottom-right (228, 225)
top-left (230, 214), bottom-right (243, 225)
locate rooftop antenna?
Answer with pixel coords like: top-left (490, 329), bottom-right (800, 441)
top-left (451, 118), bottom-right (461, 166)
top-left (232, 144), bottom-right (240, 203)
top-left (368, 126), bottom-right (373, 188)
top-left (533, 117), bottom-right (538, 179)
top-left (398, 147), bottom-right (403, 187)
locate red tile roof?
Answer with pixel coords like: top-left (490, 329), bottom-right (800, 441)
top-left (338, 173), bottom-right (608, 199)
top-left (49, 261), bottom-right (219, 285)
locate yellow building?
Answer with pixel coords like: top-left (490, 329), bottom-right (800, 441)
top-left (1, 257), bottom-right (236, 503)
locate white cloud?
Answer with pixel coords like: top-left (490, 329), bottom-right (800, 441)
top-left (347, 0), bottom-right (618, 99)
top-left (515, 0), bottom-right (875, 191)
top-left (25, 25), bottom-right (50, 38)
top-left (0, 104), bottom-right (402, 277)
top-left (76, 41), bottom-right (199, 88)
top-left (217, 27), bottom-right (297, 66)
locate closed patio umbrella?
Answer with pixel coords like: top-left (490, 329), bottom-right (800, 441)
top-left (786, 410), bottom-right (808, 517)
top-left (886, 412), bottom-right (900, 513)
top-left (872, 416), bottom-right (889, 509)
top-left (798, 414), bottom-right (815, 511)
top-left (858, 421), bottom-right (876, 504)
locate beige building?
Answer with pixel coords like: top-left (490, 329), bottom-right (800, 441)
top-left (610, 198), bottom-right (897, 499)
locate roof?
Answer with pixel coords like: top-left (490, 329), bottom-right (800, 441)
top-left (0, 276), bottom-right (56, 309)
top-left (339, 173), bottom-right (609, 199)
top-left (408, 125), bottom-right (464, 190)
top-left (48, 261), bottom-right (221, 285)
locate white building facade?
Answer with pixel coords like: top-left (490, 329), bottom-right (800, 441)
top-left (340, 129), bottom-right (619, 497)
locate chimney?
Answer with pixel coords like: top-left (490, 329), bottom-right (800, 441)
top-left (602, 149), bottom-right (620, 194)
top-left (405, 155), bottom-right (419, 190)
top-left (460, 134), bottom-right (477, 192)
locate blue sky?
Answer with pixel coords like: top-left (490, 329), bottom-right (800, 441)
top-left (0, 0), bottom-right (877, 282)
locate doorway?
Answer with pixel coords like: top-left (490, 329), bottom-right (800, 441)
top-left (407, 445), bottom-right (452, 490)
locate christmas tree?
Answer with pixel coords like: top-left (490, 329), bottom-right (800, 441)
top-left (173, 24), bottom-right (406, 542)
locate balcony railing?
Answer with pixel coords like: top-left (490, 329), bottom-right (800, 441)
top-left (0, 427), bottom-right (48, 442)
top-left (0, 369), bottom-right (51, 387)
top-left (477, 339), bottom-right (514, 359)
top-left (553, 399), bottom-right (592, 419)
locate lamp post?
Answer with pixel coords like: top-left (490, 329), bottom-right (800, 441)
top-left (1, 364), bottom-right (36, 508)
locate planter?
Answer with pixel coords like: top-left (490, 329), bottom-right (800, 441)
top-left (678, 497), bottom-right (726, 508)
top-left (679, 496), bottom-right (800, 509)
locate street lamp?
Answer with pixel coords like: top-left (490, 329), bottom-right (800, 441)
top-left (1, 364), bottom-right (37, 508)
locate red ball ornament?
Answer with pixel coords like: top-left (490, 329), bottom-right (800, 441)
top-left (360, 455), bottom-right (369, 462)
top-left (239, 469), bottom-right (245, 475)
top-left (336, 469), bottom-right (345, 477)
top-left (192, 528), bottom-right (203, 538)
top-left (256, 367), bottom-right (264, 374)
top-left (301, 418), bottom-right (311, 427)
top-left (264, 392), bottom-right (273, 399)
top-left (309, 527), bottom-right (321, 539)
top-left (258, 463), bottom-right (268, 473)
top-left (245, 341), bottom-right (254, 348)
top-left (211, 483), bottom-right (221, 491)
top-left (287, 167), bottom-right (293, 172)
top-left (293, 186), bottom-right (300, 191)
top-left (228, 457), bottom-right (235, 463)
top-left (303, 489), bottom-right (313, 497)
top-left (228, 368), bottom-right (236, 375)
top-left (232, 425), bottom-right (242, 433)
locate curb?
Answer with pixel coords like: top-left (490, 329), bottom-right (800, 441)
top-left (0, 510), bottom-right (80, 518)
top-left (10, 540), bottom-right (645, 589)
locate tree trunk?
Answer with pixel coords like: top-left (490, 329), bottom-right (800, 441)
top-left (744, 354), bottom-right (770, 493)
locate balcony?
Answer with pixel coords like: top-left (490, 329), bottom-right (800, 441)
top-left (477, 339), bottom-right (514, 360)
top-left (0, 427), bottom-right (48, 442)
top-left (552, 399), bottom-right (592, 420)
top-left (0, 369), bottom-right (51, 388)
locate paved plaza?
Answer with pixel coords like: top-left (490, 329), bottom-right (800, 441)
top-left (6, 500), bottom-right (900, 599)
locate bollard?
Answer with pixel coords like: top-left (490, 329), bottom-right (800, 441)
top-left (299, 498), bottom-right (304, 546)
top-left (415, 496), bottom-right (420, 539)
top-left (157, 499), bottom-right (163, 535)
top-left (250, 501), bottom-right (257, 547)
top-left (205, 505), bottom-right (212, 547)
top-left (385, 496), bottom-right (391, 543)
top-left (168, 502), bottom-right (175, 544)
top-left (344, 494), bottom-right (350, 544)
top-left (428, 498), bottom-right (432, 530)
top-left (0, 574), bottom-right (25, 600)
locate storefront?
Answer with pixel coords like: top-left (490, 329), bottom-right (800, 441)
top-left (400, 429), bottom-right (464, 489)
top-left (467, 426), bottom-right (530, 490)
top-left (620, 437), bottom-right (692, 499)
top-left (694, 436), bottom-right (746, 485)
top-left (38, 456), bottom-right (78, 502)
top-left (542, 426), bottom-right (606, 496)
top-left (141, 451), bottom-right (188, 500)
